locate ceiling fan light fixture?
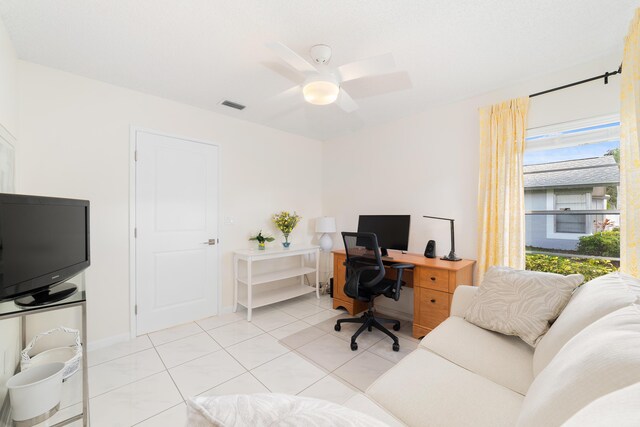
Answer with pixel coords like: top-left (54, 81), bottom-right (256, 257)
top-left (303, 80), bottom-right (340, 105)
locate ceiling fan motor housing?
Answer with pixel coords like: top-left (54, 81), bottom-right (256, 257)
top-left (310, 44), bottom-right (332, 64)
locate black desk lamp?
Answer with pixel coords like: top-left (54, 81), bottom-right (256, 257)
top-left (423, 215), bottom-right (462, 261)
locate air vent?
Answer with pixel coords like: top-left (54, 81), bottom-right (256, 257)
top-left (220, 100), bottom-right (246, 111)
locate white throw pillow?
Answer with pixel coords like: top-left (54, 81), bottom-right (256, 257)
top-left (186, 393), bottom-right (390, 427)
top-left (517, 304), bottom-right (640, 427)
top-left (533, 272), bottom-right (640, 376)
top-left (464, 266), bottom-right (582, 346)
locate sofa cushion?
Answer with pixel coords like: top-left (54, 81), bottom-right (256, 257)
top-left (561, 382), bottom-right (640, 427)
top-left (343, 393), bottom-right (406, 427)
top-left (366, 348), bottom-right (524, 427)
top-left (420, 316), bottom-right (534, 395)
top-left (464, 266), bottom-right (582, 346)
top-left (533, 272), bottom-right (640, 376)
top-left (517, 304), bottom-right (640, 427)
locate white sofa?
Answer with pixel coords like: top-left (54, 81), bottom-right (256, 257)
top-left (342, 272), bottom-right (640, 427)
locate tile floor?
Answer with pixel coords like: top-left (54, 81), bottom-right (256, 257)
top-left (38, 293), bottom-right (419, 427)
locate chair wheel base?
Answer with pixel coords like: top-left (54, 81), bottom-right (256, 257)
top-left (392, 342), bottom-right (400, 352)
top-left (393, 323), bottom-right (400, 331)
top-left (334, 324), bottom-right (341, 332)
top-left (350, 342), bottom-right (358, 351)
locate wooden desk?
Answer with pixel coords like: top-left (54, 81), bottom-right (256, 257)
top-left (332, 250), bottom-right (475, 339)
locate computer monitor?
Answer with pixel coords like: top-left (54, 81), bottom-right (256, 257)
top-left (357, 215), bottom-right (410, 257)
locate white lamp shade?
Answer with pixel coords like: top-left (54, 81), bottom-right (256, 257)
top-left (315, 217), bottom-right (336, 233)
top-left (303, 80), bottom-right (339, 105)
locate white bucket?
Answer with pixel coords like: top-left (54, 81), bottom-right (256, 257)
top-left (6, 362), bottom-right (65, 423)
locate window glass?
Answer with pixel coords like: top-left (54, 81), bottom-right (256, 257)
top-left (524, 117), bottom-right (620, 282)
top-left (554, 191), bottom-right (587, 233)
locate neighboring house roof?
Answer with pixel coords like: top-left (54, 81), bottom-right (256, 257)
top-left (524, 156), bottom-right (620, 189)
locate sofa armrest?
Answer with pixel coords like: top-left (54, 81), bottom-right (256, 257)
top-left (449, 285), bottom-right (478, 317)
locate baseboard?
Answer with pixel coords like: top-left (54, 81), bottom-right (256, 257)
top-left (87, 332), bottom-right (130, 352)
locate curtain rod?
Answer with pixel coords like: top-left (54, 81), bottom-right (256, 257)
top-left (529, 64), bottom-right (622, 98)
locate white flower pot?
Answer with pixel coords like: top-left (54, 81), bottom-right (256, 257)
top-left (6, 362), bottom-right (65, 423)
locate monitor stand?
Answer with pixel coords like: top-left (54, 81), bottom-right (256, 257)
top-left (14, 283), bottom-right (78, 307)
top-left (380, 248), bottom-right (393, 260)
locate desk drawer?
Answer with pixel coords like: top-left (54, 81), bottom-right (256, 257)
top-left (416, 288), bottom-right (450, 330)
top-left (417, 268), bottom-right (449, 292)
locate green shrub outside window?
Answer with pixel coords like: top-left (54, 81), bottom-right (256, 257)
top-left (525, 254), bottom-right (617, 283)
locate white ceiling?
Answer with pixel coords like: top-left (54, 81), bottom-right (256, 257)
top-left (1, 0), bottom-right (638, 140)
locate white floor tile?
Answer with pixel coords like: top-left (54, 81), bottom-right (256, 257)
top-left (394, 320), bottom-right (420, 342)
top-left (333, 351), bottom-right (395, 391)
top-left (134, 402), bottom-right (187, 427)
top-left (278, 325), bottom-right (326, 350)
top-left (196, 311), bottom-right (245, 331)
top-left (89, 372), bottom-right (182, 427)
top-left (199, 372), bottom-right (269, 396)
top-left (88, 335), bottom-right (153, 367)
top-left (269, 320), bottom-right (311, 340)
top-left (297, 375), bottom-right (357, 404)
top-left (155, 332), bottom-right (221, 368)
top-left (206, 321), bottom-right (264, 347)
top-left (313, 313), bottom-right (351, 334)
top-left (250, 309), bottom-right (298, 332)
top-left (278, 300), bottom-right (327, 319)
top-left (296, 333), bottom-right (360, 371)
top-left (303, 310), bottom-right (342, 325)
top-left (251, 352), bottom-right (326, 395)
top-left (148, 322), bottom-right (203, 346)
top-left (89, 348), bottom-right (165, 398)
top-left (226, 334), bottom-right (289, 370)
top-left (168, 350), bottom-right (246, 397)
top-left (330, 320), bottom-right (387, 350)
top-left (368, 336), bottom-right (418, 364)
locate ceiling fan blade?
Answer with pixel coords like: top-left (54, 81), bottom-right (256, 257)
top-left (266, 42), bottom-right (317, 75)
top-left (273, 85), bottom-right (302, 102)
top-left (337, 53), bottom-right (395, 82)
top-left (337, 89), bottom-right (359, 113)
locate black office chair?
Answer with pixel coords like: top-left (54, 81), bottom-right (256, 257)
top-left (335, 232), bottom-right (414, 351)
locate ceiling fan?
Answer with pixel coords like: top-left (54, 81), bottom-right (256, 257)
top-left (266, 42), bottom-right (397, 113)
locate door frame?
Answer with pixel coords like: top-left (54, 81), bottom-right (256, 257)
top-left (129, 126), bottom-right (222, 338)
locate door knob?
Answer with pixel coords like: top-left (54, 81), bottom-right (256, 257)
top-left (201, 239), bottom-right (216, 245)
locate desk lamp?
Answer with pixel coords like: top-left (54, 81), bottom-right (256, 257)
top-left (423, 215), bottom-right (461, 261)
top-left (316, 217), bottom-right (337, 251)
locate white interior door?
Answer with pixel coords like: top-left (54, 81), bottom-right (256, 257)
top-left (135, 130), bottom-right (218, 335)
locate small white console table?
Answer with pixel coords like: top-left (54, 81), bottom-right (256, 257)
top-left (233, 245), bottom-right (320, 321)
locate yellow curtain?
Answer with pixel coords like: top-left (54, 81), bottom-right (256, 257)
top-left (620, 9), bottom-right (640, 277)
top-left (477, 97), bottom-right (530, 283)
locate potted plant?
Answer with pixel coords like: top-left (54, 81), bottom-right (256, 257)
top-left (273, 211), bottom-right (301, 248)
top-left (249, 230), bottom-right (275, 250)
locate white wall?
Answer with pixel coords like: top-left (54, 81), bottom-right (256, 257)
top-left (0, 18), bottom-right (16, 137)
top-left (322, 52), bottom-right (621, 316)
top-left (16, 61), bottom-right (323, 345)
top-left (0, 16), bottom-right (19, 411)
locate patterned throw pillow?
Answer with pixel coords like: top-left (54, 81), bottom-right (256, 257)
top-left (464, 266), bottom-right (583, 346)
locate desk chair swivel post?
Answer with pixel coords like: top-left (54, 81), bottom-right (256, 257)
top-left (335, 232), bottom-right (414, 351)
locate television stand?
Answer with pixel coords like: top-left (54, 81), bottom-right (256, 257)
top-left (14, 283), bottom-right (78, 307)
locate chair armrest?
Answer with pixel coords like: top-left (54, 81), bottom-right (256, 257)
top-left (390, 263), bottom-right (414, 270)
top-left (449, 285), bottom-right (478, 317)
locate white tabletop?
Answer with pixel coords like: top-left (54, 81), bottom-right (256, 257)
top-left (234, 244), bottom-right (320, 257)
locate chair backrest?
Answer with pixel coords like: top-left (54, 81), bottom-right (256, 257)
top-left (341, 232), bottom-right (386, 298)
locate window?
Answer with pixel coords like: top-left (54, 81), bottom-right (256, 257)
top-left (524, 116), bottom-right (620, 281)
top-left (554, 191), bottom-right (588, 233)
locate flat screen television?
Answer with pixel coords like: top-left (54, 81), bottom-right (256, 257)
top-left (0, 193), bottom-right (90, 306)
top-left (357, 215), bottom-right (410, 257)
